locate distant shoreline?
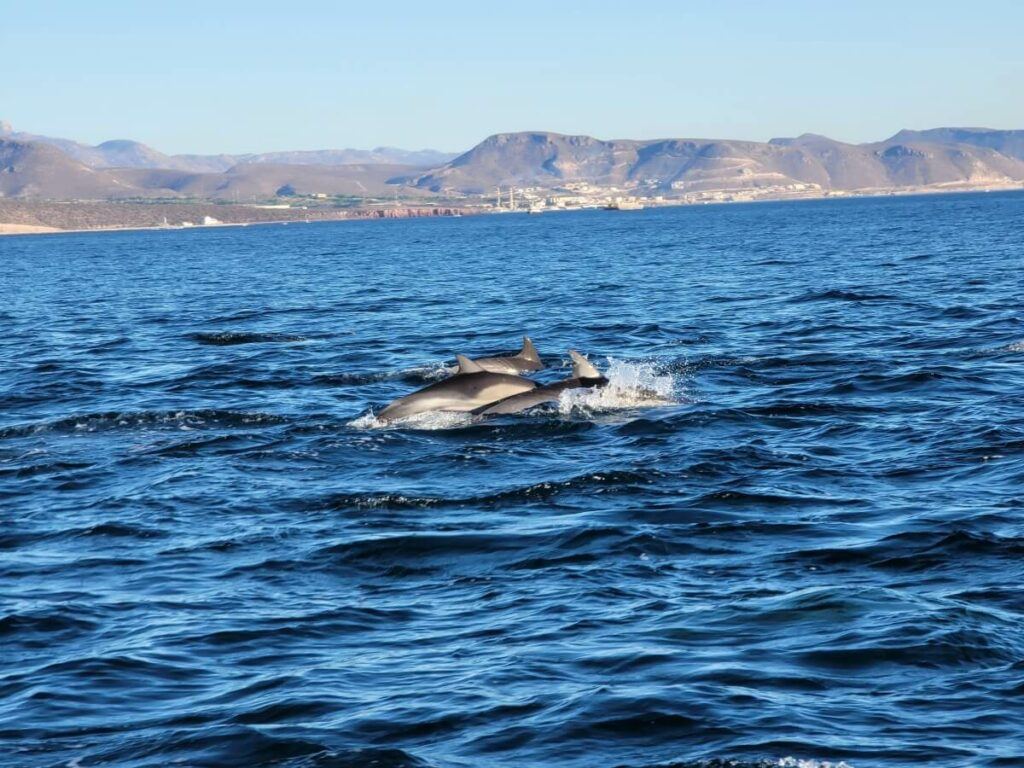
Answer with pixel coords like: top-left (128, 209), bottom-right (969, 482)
top-left (0, 223), bottom-right (64, 235)
top-left (0, 202), bottom-right (466, 237)
top-left (2, 184), bottom-right (1022, 237)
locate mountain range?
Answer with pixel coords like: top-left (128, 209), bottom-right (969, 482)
top-left (0, 138), bottom-right (435, 200)
top-left (412, 129), bottom-right (1024, 194)
top-left (0, 121), bottom-right (457, 172)
top-left (2, 119), bottom-right (1023, 202)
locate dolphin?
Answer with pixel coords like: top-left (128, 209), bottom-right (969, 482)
top-left (474, 351), bottom-right (608, 416)
top-left (378, 354), bottom-right (537, 422)
top-left (472, 336), bottom-right (544, 374)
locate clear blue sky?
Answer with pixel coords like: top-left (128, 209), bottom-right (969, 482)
top-left (3, 0), bottom-right (1023, 154)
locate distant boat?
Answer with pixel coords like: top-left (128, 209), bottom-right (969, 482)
top-left (527, 205), bottom-right (546, 214)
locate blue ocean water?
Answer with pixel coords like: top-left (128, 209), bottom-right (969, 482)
top-left (2, 193), bottom-right (1023, 768)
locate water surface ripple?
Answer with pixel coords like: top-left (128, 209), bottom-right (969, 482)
top-left (2, 194), bottom-right (1023, 767)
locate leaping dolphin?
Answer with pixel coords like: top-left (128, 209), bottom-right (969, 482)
top-left (474, 351), bottom-right (608, 416)
top-left (378, 354), bottom-right (537, 422)
top-left (472, 336), bottom-right (544, 374)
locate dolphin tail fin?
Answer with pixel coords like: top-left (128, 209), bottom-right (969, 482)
top-left (569, 350), bottom-right (601, 379)
top-left (455, 354), bottom-right (485, 374)
top-left (518, 336), bottom-right (541, 363)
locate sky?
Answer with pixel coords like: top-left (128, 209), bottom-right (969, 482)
top-left (3, 0), bottom-right (1023, 154)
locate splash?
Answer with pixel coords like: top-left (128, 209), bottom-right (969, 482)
top-left (1007, 340), bottom-right (1024, 352)
top-left (347, 410), bottom-right (476, 431)
top-left (407, 362), bottom-right (456, 381)
top-left (557, 357), bottom-right (680, 414)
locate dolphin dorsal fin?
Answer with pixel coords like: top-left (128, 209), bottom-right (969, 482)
top-left (518, 336), bottom-right (541, 363)
top-left (456, 354), bottom-right (485, 374)
top-left (569, 350), bottom-right (601, 379)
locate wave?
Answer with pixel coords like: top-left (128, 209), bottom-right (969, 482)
top-left (297, 522), bottom-right (689, 577)
top-left (0, 609), bottom-right (100, 638)
top-left (0, 458), bottom-right (93, 479)
top-left (65, 726), bottom-right (433, 767)
top-left (0, 409), bottom-right (287, 439)
top-left (790, 288), bottom-right (898, 303)
top-left (309, 469), bottom-right (659, 512)
top-left (204, 305), bottom-right (332, 323)
top-left (188, 331), bottom-right (308, 345)
top-left (617, 760), bottom-right (854, 768)
top-left (784, 529), bottom-right (1024, 573)
top-left (319, 363), bottom-right (454, 388)
top-left (689, 489), bottom-right (864, 508)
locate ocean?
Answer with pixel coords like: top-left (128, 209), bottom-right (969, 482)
top-left (2, 192), bottom-right (1023, 767)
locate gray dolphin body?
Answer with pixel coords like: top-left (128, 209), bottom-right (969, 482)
top-left (473, 336), bottom-right (544, 374)
top-left (378, 355), bottom-right (537, 422)
top-left (475, 351), bottom-right (608, 416)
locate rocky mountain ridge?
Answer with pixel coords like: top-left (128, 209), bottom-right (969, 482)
top-left (0, 121), bottom-right (456, 172)
top-left (3, 122), bottom-right (1024, 201)
top-left (411, 130), bottom-right (1024, 194)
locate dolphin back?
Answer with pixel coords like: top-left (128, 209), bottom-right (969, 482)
top-left (518, 336), bottom-right (541, 364)
top-left (475, 353), bottom-right (609, 417)
top-left (474, 336), bottom-right (544, 374)
top-left (379, 369), bottom-right (537, 422)
top-left (474, 383), bottom-right (564, 415)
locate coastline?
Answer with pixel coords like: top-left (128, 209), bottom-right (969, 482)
top-left (0, 216), bottom-right (455, 238)
top-left (0, 202), bottom-right (466, 237)
top-left (2, 182), bottom-right (1022, 237)
top-left (0, 223), bottom-right (64, 235)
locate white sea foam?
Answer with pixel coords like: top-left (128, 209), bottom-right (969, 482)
top-left (406, 362), bottom-right (456, 381)
top-left (557, 357), bottom-right (681, 414)
top-left (346, 412), bottom-right (382, 429)
top-left (347, 410), bottom-right (476, 431)
top-left (1007, 340), bottom-right (1024, 352)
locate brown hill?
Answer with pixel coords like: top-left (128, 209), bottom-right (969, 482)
top-left (5, 126), bottom-right (1024, 202)
top-left (413, 131), bottom-right (1024, 194)
top-left (0, 138), bottom-right (424, 201)
top-left (886, 128), bottom-right (1024, 161)
top-left (111, 163), bottom-right (426, 200)
top-left (0, 121), bottom-right (456, 172)
top-left (0, 139), bottom-right (129, 198)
